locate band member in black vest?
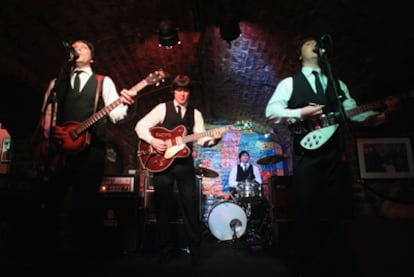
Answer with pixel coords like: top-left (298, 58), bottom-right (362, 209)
top-left (265, 36), bottom-right (399, 276)
top-left (135, 74), bottom-right (222, 266)
top-left (38, 39), bottom-right (135, 258)
top-left (228, 150), bottom-right (263, 191)
top-left (228, 150), bottom-right (269, 241)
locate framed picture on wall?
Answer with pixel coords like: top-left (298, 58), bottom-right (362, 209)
top-left (356, 137), bottom-right (414, 179)
top-left (1, 137), bottom-right (11, 162)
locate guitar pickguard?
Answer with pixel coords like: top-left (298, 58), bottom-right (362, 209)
top-left (299, 124), bottom-right (339, 150)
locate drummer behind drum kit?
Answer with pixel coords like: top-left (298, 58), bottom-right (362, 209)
top-left (199, 153), bottom-right (288, 243)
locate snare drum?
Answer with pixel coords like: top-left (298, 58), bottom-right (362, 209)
top-left (236, 180), bottom-right (261, 202)
top-left (208, 201), bottom-right (247, 241)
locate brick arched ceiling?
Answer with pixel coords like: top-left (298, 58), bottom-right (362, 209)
top-left (1, 0), bottom-right (413, 143)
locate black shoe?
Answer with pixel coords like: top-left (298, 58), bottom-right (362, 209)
top-left (190, 247), bottom-right (202, 266)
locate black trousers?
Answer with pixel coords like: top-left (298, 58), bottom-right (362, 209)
top-left (290, 148), bottom-right (353, 275)
top-left (152, 157), bottom-right (202, 254)
top-left (44, 144), bottom-right (106, 256)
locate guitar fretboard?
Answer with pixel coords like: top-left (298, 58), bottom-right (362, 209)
top-left (182, 125), bottom-right (233, 144)
top-left (345, 100), bottom-right (385, 118)
top-left (74, 79), bottom-right (149, 135)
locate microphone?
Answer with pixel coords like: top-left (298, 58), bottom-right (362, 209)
top-left (62, 41), bottom-right (79, 61)
top-left (313, 34), bottom-right (330, 54)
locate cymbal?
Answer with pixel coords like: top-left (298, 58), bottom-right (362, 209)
top-left (195, 166), bottom-right (219, 178)
top-left (257, 154), bottom-right (289, 165)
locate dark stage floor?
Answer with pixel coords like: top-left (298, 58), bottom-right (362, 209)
top-left (1, 174), bottom-right (413, 277)
top-left (1, 216), bottom-right (414, 277)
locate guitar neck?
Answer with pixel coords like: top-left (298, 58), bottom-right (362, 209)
top-left (75, 79), bottom-right (148, 135)
top-left (345, 99), bottom-right (385, 118)
top-left (182, 125), bottom-right (233, 144)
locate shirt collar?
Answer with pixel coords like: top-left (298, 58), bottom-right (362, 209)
top-left (72, 67), bottom-right (92, 76)
top-left (302, 66), bottom-right (321, 77)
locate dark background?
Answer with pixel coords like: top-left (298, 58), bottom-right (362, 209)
top-left (1, 0), bottom-right (413, 139)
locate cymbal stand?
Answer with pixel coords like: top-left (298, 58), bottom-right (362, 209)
top-left (196, 175), bottom-right (203, 222)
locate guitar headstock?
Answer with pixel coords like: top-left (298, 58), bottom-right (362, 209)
top-left (146, 69), bottom-right (170, 86)
top-left (233, 121), bottom-right (253, 130)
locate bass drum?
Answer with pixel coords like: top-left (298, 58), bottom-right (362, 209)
top-left (208, 201), bottom-right (247, 241)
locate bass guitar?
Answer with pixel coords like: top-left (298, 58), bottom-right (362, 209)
top-left (56, 69), bottom-right (168, 154)
top-left (137, 121), bottom-right (252, 172)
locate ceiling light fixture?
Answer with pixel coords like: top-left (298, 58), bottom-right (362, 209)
top-left (219, 15), bottom-right (241, 43)
top-left (158, 19), bottom-right (181, 49)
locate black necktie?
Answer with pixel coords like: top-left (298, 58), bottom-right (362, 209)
top-left (73, 70), bottom-right (82, 93)
top-left (312, 70), bottom-right (324, 97)
top-left (176, 105), bottom-right (182, 118)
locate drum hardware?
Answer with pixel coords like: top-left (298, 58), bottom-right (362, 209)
top-left (256, 153), bottom-right (289, 165)
top-left (229, 218), bottom-right (242, 241)
top-left (194, 166), bottom-right (219, 178)
top-left (207, 201), bottom-right (247, 241)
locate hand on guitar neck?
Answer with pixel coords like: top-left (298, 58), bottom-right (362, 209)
top-left (383, 95), bottom-right (401, 115)
top-left (118, 88), bottom-right (135, 105)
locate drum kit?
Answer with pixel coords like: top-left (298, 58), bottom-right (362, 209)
top-left (198, 153), bottom-right (288, 242)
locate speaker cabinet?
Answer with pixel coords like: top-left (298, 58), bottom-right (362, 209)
top-left (98, 194), bottom-right (139, 253)
top-left (269, 175), bottom-right (294, 221)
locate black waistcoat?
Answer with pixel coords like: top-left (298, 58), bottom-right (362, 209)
top-left (236, 164), bottom-right (254, 182)
top-left (288, 72), bottom-right (346, 154)
top-left (161, 101), bottom-right (195, 150)
top-left (54, 72), bottom-right (105, 143)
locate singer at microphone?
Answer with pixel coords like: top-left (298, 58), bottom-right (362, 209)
top-left (312, 33), bottom-right (330, 54)
top-left (62, 40), bottom-right (79, 61)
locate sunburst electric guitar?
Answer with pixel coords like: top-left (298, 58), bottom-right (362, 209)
top-left (137, 121), bottom-right (252, 172)
top-left (57, 69), bottom-right (168, 154)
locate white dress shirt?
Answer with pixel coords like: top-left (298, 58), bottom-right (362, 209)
top-left (41, 66), bottom-right (129, 137)
top-left (135, 99), bottom-right (213, 146)
top-left (265, 66), bottom-right (378, 124)
top-left (228, 163), bottom-right (263, 188)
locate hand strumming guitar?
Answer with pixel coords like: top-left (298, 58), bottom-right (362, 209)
top-left (54, 125), bottom-right (68, 144)
top-left (150, 137), bottom-right (167, 153)
top-left (300, 103), bottom-right (325, 119)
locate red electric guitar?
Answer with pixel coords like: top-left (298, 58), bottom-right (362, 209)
top-left (137, 121), bottom-right (252, 172)
top-left (58, 69), bottom-right (168, 154)
top-left (32, 69), bottom-right (168, 172)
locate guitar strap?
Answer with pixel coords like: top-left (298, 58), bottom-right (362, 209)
top-left (94, 74), bottom-right (104, 113)
top-left (83, 74), bottom-right (104, 147)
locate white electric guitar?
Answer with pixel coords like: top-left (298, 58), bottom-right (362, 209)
top-left (298, 95), bottom-right (406, 150)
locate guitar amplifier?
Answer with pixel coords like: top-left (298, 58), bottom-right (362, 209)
top-left (99, 175), bottom-right (137, 193)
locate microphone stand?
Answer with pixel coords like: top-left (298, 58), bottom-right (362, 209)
top-left (317, 47), bottom-right (351, 134)
top-left (39, 54), bottom-right (73, 209)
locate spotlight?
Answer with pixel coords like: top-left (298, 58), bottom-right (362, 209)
top-left (158, 19), bottom-right (181, 48)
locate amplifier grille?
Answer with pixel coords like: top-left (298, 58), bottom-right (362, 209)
top-left (99, 176), bottom-right (136, 193)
